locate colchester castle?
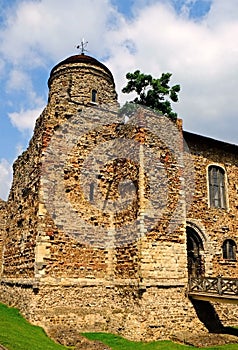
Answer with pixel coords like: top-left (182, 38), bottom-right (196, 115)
top-left (0, 53), bottom-right (237, 341)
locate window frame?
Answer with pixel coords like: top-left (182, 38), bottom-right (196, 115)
top-left (91, 89), bottom-right (98, 103)
top-left (207, 165), bottom-right (227, 209)
top-left (222, 239), bottom-right (236, 261)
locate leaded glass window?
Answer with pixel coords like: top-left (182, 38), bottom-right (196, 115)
top-left (208, 166), bottom-right (226, 209)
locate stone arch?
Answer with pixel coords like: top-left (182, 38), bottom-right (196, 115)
top-left (186, 223), bottom-right (205, 278)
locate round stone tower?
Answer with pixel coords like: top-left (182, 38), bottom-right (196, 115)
top-left (47, 54), bottom-right (118, 107)
top-left (1, 53), bottom-right (119, 281)
top-left (35, 54), bottom-right (121, 280)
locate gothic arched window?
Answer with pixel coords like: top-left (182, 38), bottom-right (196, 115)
top-left (208, 165), bottom-right (227, 209)
top-left (222, 239), bottom-right (236, 260)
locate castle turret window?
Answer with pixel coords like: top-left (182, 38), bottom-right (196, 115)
top-left (90, 183), bottom-right (94, 201)
top-left (91, 89), bottom-right (97, 103)
top-left (208, 165), bottom-right (227, 209)
top-left (222, 239), bottom-right (236, 260)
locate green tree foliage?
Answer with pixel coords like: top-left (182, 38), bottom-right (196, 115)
top-left (121, 70), bottom-right (180, 121)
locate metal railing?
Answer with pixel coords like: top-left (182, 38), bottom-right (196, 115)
top-left (188, 276), bottom-right (238, 296)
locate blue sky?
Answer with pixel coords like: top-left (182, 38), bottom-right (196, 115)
top-left (0, 0), bottom-right (237, 200)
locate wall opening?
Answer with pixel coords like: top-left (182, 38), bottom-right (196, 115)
top-left (187, 226), bottom-right (205, 278)
top-left (91, 89), bottom-right (97, 103)
top-left (222, 239), bottom-right (236, 260)
top-left (208, 165), bottom-right (227, 209)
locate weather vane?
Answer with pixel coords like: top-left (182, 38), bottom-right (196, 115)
top-left (76, 38), bottom-right (88, 55)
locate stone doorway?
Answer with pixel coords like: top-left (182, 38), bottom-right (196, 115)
top-left (186, 226), bottom-right (204, 278)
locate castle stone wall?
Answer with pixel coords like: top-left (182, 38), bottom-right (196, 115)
top-left (185, 133), bottom-right (238, 277)
top-left (0, 199), bottom-right (6, 276)
top-left (0, 55), bottom-right (237, 342)
top-left (0, 282), bottom-right (207, 341)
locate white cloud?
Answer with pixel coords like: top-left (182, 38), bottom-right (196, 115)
top-left (6, 69), bottom-right (30, 91)
top-left (0, 0), bottom-right (238, 147)
top-left (0, 0), bottom-right (120, 65)
top-left (206, 0), bottom-right (238, 26)
top-left (0, 159), bottom-right (12, 201)
top-left (5, 65), bottom-right (46, 112)
top-left (8, 106), bottom-right (44, 134)
top-left (104, 1), bottom-right (238, 143)
top-left (0, 58), bottom-right (5, 75)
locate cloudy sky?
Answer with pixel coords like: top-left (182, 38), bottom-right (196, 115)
top-left (0, 0), bottom-right (237, 200)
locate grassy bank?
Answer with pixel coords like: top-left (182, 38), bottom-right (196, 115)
top-left (0, 303), bottom-right (238, 350)
top-left (83, 332), bottom-right (238, 350)
top-left (0, 303), bottom-right (69, 350)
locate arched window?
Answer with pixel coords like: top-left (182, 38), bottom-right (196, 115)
top-left (222, 239), bottom-right (236, 260)
top-left (208, 165), bottom-right (226, 209)
top-left (91, 89), bottom-right (97, 103)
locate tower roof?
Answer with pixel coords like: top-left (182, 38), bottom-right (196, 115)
top-left (48, 54), bottom-right (114, 87)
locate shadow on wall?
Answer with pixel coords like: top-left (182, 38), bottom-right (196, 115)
top-left (190, 298), bottom-right (238, 336)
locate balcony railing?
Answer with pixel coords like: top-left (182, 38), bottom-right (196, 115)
top-left (188, 276), bottom-right (238, 296)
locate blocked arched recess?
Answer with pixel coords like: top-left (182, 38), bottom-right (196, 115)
top-left (186, 222), bottom-right (207, 278)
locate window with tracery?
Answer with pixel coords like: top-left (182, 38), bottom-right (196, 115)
top-left (208, 165), bottom-right (227, 209)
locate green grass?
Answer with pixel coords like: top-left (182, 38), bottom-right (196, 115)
top-left (83, 332), bottom-right (238, 350)
top-left (83, 332), bottom-right (189, 349)
top-left (0, 302), bottom-right (238, 350)
top-left (0, 303), bottom-right (70, 350)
